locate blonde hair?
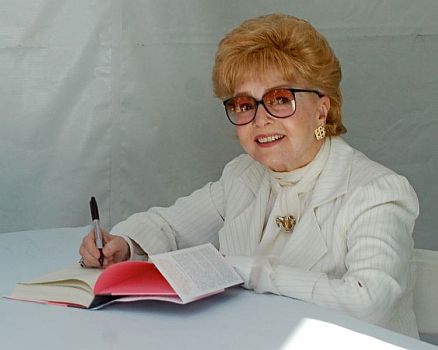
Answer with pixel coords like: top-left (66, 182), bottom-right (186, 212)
top-left (212, 13), bottom-right (346, 136)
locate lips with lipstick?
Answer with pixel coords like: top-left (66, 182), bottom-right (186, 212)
top-left (256, 134), bottom-right (285, 144)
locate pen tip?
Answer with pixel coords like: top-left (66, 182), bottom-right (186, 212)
top-left (99, 250), bottom-right (104, 268)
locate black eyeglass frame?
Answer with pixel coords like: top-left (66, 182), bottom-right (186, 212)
top-left (223, 88), bottom-right (324, 126)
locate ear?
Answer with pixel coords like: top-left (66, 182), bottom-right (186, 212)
top-left (317, 95), bottom-right (330, 124)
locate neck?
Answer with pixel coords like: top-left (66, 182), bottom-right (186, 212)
top-left (271, 139), bottom-right (325, 173)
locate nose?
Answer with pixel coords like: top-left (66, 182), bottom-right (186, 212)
top-left (253, 102), bottom-right (272, 127)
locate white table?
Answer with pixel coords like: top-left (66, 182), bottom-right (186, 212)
top-left (1, 226), bottom-right (436, 349)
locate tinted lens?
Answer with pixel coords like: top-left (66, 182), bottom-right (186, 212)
top-left (225, 96), bottom-right (257, 125)
top-left (263, 89), bottom-right (295, 117)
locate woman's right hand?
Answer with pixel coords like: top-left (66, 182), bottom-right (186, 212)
top-left (79, 228), bottom-right (130, 268)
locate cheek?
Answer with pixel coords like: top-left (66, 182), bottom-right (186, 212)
top-left (236, 128), bottom-right (255, 154)
top-left (236, 127), bottom-right (250, 143)
top-left (289, 113), bottom-right (318, 134)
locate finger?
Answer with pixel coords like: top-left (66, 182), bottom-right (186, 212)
top-left (79, 230), bottom-right (102, 267)
top-left (103, 255), bottom-right (116, 268)
top-left (103, 237), bottom-right (129, 263)
top-left (101, 244), bottom-right (119, 268)
top-left (79, 245), bottom-right (100, 268)
top-left (81, 230), bottom-right (101, 260)
top-left (100, 228), bottom-right (111, 244)
top-left (102, 238), bottom-right (121, 261)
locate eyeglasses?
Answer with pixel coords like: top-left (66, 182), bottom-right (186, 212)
top-left (223, 88), bottom-right (323, 126)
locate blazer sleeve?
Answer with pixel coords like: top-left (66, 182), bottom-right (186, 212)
top-left (270, 174), bottom-right (419, 325)
top-left (110, 179), bottom-right (226, 255)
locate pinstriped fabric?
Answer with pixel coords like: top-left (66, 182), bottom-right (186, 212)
top-left (111, 182), bottom-right (225, 253)
top-left (269, 148), bottom-right (418, 337)
top-left (270, 173), bottom-right (418, 337)
top-left (110, 137), bottom-right (419, 337)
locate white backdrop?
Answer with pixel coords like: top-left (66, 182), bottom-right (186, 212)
top-left (0, 0), bottom-right (437, 250)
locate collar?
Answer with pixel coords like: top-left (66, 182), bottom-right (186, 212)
top-left (309, 137), bottom-right (353, 207)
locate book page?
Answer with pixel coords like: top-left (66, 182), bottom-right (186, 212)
top-left (150, 244), bottom-right (243, 303)
top-left (8, 265), bottom-right (102, 308)
top-left (21, 264), bottom-right (101, 288)
top-left (94, 261), bottom-right (177, 296)
top-left (8, 282), bottom-right (95, 308)
top-left (91, 295), bottom-right (184, 310)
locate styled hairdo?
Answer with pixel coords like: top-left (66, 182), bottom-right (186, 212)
top-left (212, 13), bottom-right (346, 136)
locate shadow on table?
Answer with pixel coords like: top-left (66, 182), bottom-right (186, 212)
top-left (420, 333), bottom-right (438, 346)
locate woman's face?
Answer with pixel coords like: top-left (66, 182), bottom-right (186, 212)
top-left (234, 74), bottom-right (330, 172)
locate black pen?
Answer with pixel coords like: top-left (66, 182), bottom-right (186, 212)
top-left (89, 196), bottom-right (104, 268)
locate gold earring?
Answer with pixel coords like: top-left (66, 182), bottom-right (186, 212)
top-left (314, 125), bottom-right (326, 140)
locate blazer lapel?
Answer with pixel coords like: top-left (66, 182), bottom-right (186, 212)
top-left (219, 164), bottom-right (271, 256)
top-left (280, 137), bottom-right (354, 269)
top-left (280, 210), bottom-right (327, 269)
top-left (310, 137), bottom-right (353, 207)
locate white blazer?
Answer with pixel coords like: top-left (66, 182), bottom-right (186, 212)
top-left (112, 137), bottom-right (419, 337)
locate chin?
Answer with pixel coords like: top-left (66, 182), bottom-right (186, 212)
top-left (258, 159), bottom-right (288, 172)
top-left (268, 165), bottom-right (289, 172)
top-left (247, 152), bottom-right (293, 171)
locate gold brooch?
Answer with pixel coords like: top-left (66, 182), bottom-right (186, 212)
top-left (275, 215), bottom-right (296, 232)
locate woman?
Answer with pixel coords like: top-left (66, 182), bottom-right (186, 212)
top-left (79, 14), bottom-right (419, 337)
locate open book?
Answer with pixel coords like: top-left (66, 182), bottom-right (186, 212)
top-left (8, 243), bottom-right (243, 309)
